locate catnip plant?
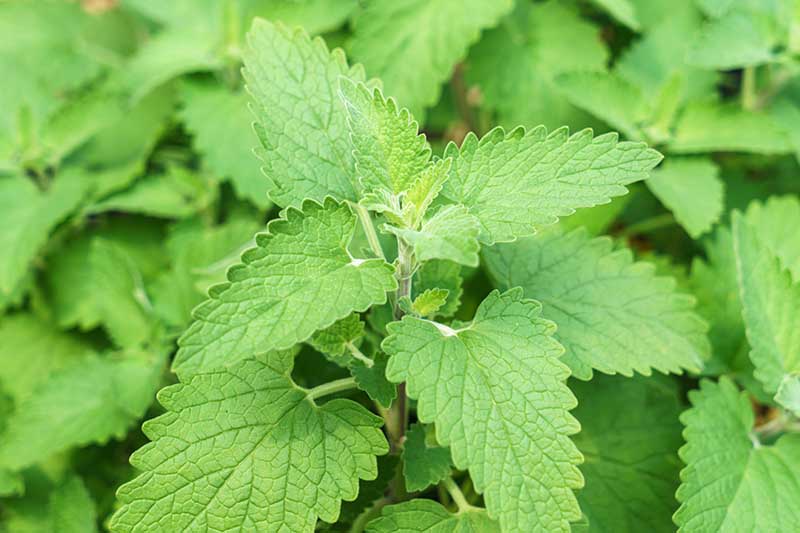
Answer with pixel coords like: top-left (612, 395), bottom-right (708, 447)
top-left (107, 21), bottom-right (715, 533)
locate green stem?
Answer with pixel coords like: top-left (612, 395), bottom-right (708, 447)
top-left (306, 377), bottom-right (358, 401)
top-left (349, 497), bottom-right (390, 533)
top-left (346, 342), bottom-right (374, 368)
top-left (441, 477), bottom-right (473, 513)
top-left (741, 66), bottom-right (757, 111)
top-left (618, 213), bottom-right (676, 238)
top-left (352, 202), bottom-right (386, 260)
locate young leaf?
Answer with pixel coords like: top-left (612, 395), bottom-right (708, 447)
top-left (441, 126), bottom-right (662, 244)
top-left (0, 175), bottom-right (87, 295)
top-left (646, 157), bottom-right (724, 238)
top-left (0, 350), bottom-right (164, 470)
top-left (310, 313), bottom-right (366, 367)
top-left (366, 497), bottom-right (500, 532)
top-left (339, 78), bottom-right (430, 195)
top-left (349, 0), bottom-right (513, 120)
top-left (402, 423), bottom-right (452, 492)
top-left (173, 198), bottom-right (396, 377)
top-left (484, 228), bottom-right (709, 379)
top-left (180, 80), bottom-right (271, 208)
top-left (571, 374), bottom-right (684, 533)
top-left (732, 212), bottom-right (800, 412)
top-left (674, 378), bottom-right (800, 532)
top-left (382, 289), bottom-right (583, 532)
top-left (386, 205), bottom-right (481, 267)
top-left (410, 288), bottom-right (449, 318)
top-left (413, 260), bottom-right (463, 318)
top-left (110, 354), bottom-right (388, 532)
top-left (243, 20), bottom-right (368, 208)
top-left (351, 352), bottom-right (396, 409)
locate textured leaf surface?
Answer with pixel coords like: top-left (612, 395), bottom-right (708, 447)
top-left (674, 378), bottom-right (800, 532)
top-left (180, 81), bottom-right (271, 207)
top-left (441, 126), bottom-right (662, 243)
top-left (349, 0), bottom-right (513, 119)
top-left (484, 228), bottom-right (708, 379)
top-left (244, 20), bottom-right (367, 208)
top-left (0, 176), bottom-right (86, 295)
top-left (387, 205), bottom-right (480, 267)
top-left (402, 423), bottom-right (452, 492)
top-left (647, 157), bottom-right (724, 238)
top-left (339, 78), bottom-right (430, 195)
top-left (366, 500), bottom-right (500, 533)
top-left (174, 198), bottom-right (396, 377)
top-left (0, 350), bottom-right (164, 470)
top-left (413, 260), bottom-right (462, 318)
top-left (111, 354), bottom-right (388, 533)
top-left (383, 289), bottom-right (583, 532)
top-left (309, 313), bottom-right (365, 367)
top-left (466, 1), bottom-right (608, 130)
top-left (732, 212), bottom-right (800, 406)
top-left (572, 374), bottom-right (684, 533)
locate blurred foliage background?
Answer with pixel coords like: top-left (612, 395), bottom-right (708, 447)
top-left (0, 0), bottom-right (798, 530)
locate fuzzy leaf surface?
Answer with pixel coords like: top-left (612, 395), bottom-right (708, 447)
top-left (111, 354), bottom-right (388, 532)
top-left (174, 198), bottom-right (395, 377)
top-left (441, 127), bottom-right (662, 243)
top-left (483, 228), bottom-right (708, 379)
top-left (383, 289), bottom-right (583, 532)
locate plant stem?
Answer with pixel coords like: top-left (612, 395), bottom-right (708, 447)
top-left (349, 497), bottom-right (390, 533)
top-left (346, 342), bottom-right (374, 368)
top-left (441, 477), bottom-right (473, 513)
top-left (306, 377), bottom-right (358, 401)
top-left (451, 63), bottom-right (480, 135)
top-left (618, 213), bottom-right (676, 238)
top-left (352, 202), bottom-right (386, 260)
top-left (741, 66), bottom-right (757, 111)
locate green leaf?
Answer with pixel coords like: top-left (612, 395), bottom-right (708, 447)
top-left (1, 472), bottom-right (97, 533)
top-left (571, 374), bottom-right (684, 533)
top-left (244, 20), bottom-right (368, 208)
top-left (441, 126), bottom-right (662, 244)
top-left (674, 377), bottom-right (800, 532)
top-left (402, 423), bottom-right (452, 492)
top-left (590, 0), bottom-right (640, 30)
top-left (110, 353), bottom-right (388, 532)
top-left (310, 313), bottom-right (366, 367)
top-left (403, 158), bottom-right (452, 227)
top-left (351, 352), bottom-right (396, 409)
top-left (179, 80), bottom-right (271, 208)
top-left (732, 211), bottom-right (800, 411)
top-left (0, 314), bottom-right (92, 403)
top-left (87, 166), bottom-right (214, 219)
top-left (646, 157), bottom-right (724, 238)
top-left (250, 0), bottom-right (358, 35)
top-left (0, 175), bottom-right (87, 295)
top-left (484, 228), bottom-right (709, 379)
top-left (339, 78), bottom-right (430, 195)
top-left (687, 9), bottom-right (778, 69)
top-left (670, 102), bottom-right (792, 155)
top-left (125, 29), bottom-right (220, 101)
top-left (555, 71), bottom-right (649, 139)
top-left (349, 0), bottom-right (513, 120)
top-left (383, 289), bottom-right (582, 532)
top-left (413, 260), bottom-right (462, 318)
top-left (466, 1), bottom-right (608, 130)
top-left (743, 196), bottom-right (800, 279)
top-left (410, 288), bottom-right (449, 318)
top-left (366, 499), bottom-right (500, 533)
top-left (174, 198), bottom-right (396, 377)
top-left (90, 239), bottom-right (156, 349)
top-left (386, 205), bottom-right (481, 267)
top-left (0, 350), bottom-right (164, 471)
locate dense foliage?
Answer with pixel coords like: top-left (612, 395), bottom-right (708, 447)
top-left (1, 0), bottom-right (800, 532)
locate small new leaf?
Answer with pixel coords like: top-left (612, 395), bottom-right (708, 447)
top-left (387, 205), bottom-right (481, 267)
